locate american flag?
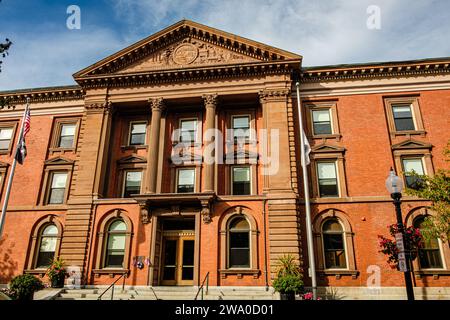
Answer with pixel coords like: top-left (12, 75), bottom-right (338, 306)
top-left (15, 103), bottom-right (31, 165)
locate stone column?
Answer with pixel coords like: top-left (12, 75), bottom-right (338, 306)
top-left (147, 97), bottom-right (165, 194)
top-left (202, 94), bottom-right (218, 193)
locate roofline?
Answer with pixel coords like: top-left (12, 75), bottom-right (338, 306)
top-left (0, 84), bottom-right (82, 96)
top-left (302, 56), bottom-right (450, 72)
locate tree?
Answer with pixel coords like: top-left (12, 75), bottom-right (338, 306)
top-left (405, 140), bottom-right (450, 242)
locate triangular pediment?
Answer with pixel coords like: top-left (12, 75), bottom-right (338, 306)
top-left (44, 157), bottom-right (75, 165)
top-left (391, 139), bottom-right (432, 150)
top-left (74, 19), bottom-right (301, 78)
top-left (117, 155), bottom-right (147, 164)
top-left (311, 144), bottom-right (346, 153)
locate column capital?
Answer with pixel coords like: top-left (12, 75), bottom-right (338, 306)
top-left (149, 97), bottom-right (165, 112)
top-left (258, 88), bottom-right (290, 103)
top-left (202, 94), bottom-right (219, 109)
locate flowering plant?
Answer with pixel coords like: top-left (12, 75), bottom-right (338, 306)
top-left (378, 224), bottom-right (424, 269)
top-left (301, 292), bottom-right (322, 300)
top-left (46, 257), bottom-right (67, 282)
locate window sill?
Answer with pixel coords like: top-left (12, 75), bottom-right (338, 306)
top-left (391, 130), bottom-right (426, 137)
top-left (120, 145), bottom-right (148, 152)
top-left (0, 150), bottom-right (12, 156)
top-left (318, 270), bottom-right (359, 280)
top-left (24, 269), bottom-right (47, 277)
top-left (415, 270), bottom-right (450, 280)
top-left (92, 269), bottom-right (129, 278)
top-left (219, 269), bottom-right (260, 279)
top-left (311, 134), bottom-right (342, 141)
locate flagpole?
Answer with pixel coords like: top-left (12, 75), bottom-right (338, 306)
top-left (295, 82), bottom-right (317, 299)
top-left (0, 98), bottom-right (29, 239)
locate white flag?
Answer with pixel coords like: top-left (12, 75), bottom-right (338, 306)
top-left (302, 130), bottom-right (311, 166)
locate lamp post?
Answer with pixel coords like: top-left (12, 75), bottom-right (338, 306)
top-left (385, 168), bottom-right (415, 301)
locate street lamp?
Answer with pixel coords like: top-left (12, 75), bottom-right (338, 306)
top-left (385, 168), bottom-right (415, 301)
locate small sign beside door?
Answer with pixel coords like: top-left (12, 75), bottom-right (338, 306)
top-left (395, 233), bottom-right (408, 272)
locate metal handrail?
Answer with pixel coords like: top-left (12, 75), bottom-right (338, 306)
top-left (194, 272), bottom-right (209, 300)
top-left (97, 272), bottom-right (128, 300)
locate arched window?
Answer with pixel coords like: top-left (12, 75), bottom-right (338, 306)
top-left (104, 220), bottom-right (127, 268)
top-left (228, 217), bottom-right (250, 268)
top-left (322, 219), bottom-right (346, 269)
top-left (414, 216), bottom-right (443, 269)
top-left (35, 224), bottom-right (58, 269)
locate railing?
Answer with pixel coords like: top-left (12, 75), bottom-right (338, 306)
top-left (97, 272), bottom-right (128, 300)
top-left (194, 272), bottom-right (209, 300)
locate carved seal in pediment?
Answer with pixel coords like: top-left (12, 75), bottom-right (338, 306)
top-left (173, 43), bottom-right (199, 65)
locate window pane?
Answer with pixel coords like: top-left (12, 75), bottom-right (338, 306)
top-left (233, 167), bottom-right (250, 182)
top-left (36, 252), bottom-right (55, 268)
top-left (131, 123), bottom-right (146, 134)
top-left (322, 220), bottom-right (343, 232)
top-left (51, 173), bottom-right (68, 188)
top-left (0, 128), bottom-right (13, 139)
top-left (42, 224), bottom-right (58, 236)
top-left (403, 159), bottom-right (424, 175)
top-left (392, 106), bottom-right (412, 118)
top-left (126, 171), bottom-right (142, 187)
top-left (181, 120), bottom-right (196, 131)
top-left (130, 133), bottom-right (145, 145)
top-left (230, 218), bottom-right (249, 230)
top-left (61, 124), bottom-right (76, 137)
top-left (178, 169), bottom-right (195, 185)
top-left (49, 189), bottom-right (65, 204)
top-left (233, 116), bottom-right (250, 129)
top-left (105, 252), bottom-right (124, 268)
top-left (313, 123), bottom-right (332, 135)
top-left (414, 217), bottom-right (443, 269)
top-left (393, 105), bottom-right (415, 131)
top-left (59, 136), bottom-right (74, 148)
top-left (323, 234), bottom-right (344, 250)
top-left (0, 140), bottom-right (10, 150)
top-left (318, 163), bottom-right (337, 179)
top-left (233, 181), bottom-right (251, 195)
top-left (107, 234), bottom-right (126, 250)
top-left (318, 181), bottom-right (338, 197)
top-left (40, 236), bottom-right (57, 252)
top-left (313, 110), bottom-right (331, 122)
top-left (229, 231), bottom-right (250, 268)
top-left (109, 220), bottom-right (126, 232)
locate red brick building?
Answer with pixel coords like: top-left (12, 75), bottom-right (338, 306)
top-left (0, 20), bottom-right (449, 299)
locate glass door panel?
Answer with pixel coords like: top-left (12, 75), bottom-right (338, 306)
top-left (162, 239), bottom-right (177, 282)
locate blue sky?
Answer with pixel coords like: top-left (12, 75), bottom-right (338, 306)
top-left (0, 0), bottom-right (449, 90)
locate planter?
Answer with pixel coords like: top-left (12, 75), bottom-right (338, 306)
top-left (51, 276), bottom-right (65, 288)
top-left (280, 292), bottom-right (295, 301)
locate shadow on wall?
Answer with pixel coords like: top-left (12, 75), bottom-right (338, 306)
top-left (0, 234), bottom-right (19, 284)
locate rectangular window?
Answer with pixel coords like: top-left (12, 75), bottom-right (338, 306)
top-left (229, 232), bottom-right (250, 268)
top-left (0, 127), bottom-right (14, 151)
top-left (177, 168), bottom-right (195, 193)
top-left (48, 172), bottom-right (68, 204)
top-left (232, 116), bottom-right (250, 140)
top-left (105, 234), bottom-right (126, 268)
top-left (312, 109), bottom-right (332, 135)
top-left (129, 122), bottom-right (146, 146)
top-left (180, 119), bottom-right (197, 143)
top-left (392, 105), bottom-right (416, 131)
top-left (123, 171), bottom-right (142, 198)
top-left (402, 158), bottom-right (425, 189)
top-left (323, 233), bottom-right (346, 269)
top-left (317, 162), bottom-right (339, 197)
top-left (232, 166), bottom-right (251, 195)
top-left (58, 123), bottom-right (76, 148)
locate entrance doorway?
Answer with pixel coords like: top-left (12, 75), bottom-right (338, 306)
top-left (160, 218), bottom-right (195, 286)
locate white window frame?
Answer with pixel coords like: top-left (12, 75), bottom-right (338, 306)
top-left (231, 114), bottom-right (252, 142)
top-left (311, 108), bottom-right (333, 135)
top-left (128, 121), bottom-right (148, 146)
top-left (226, 216), bottom-right (252, 269)
top-left (230, 165), bottom-right (252, 196)
top-left (176, 167), bottom-right (196, 193)
top-left (392, 104), bottom-right (418, 132)
top-left (122, 170), bottom-right (143, 198)
top-left (316, 161), bottom-right (340, 198)
top-left (178, 118), bottom-right (199, 144)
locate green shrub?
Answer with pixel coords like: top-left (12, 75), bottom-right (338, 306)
top-left (272, 273), bottom-right (304, 294)
top-left (9, 274), bottom-right (44, 300)
top-left (272, 254), bottom-right (304, 294)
